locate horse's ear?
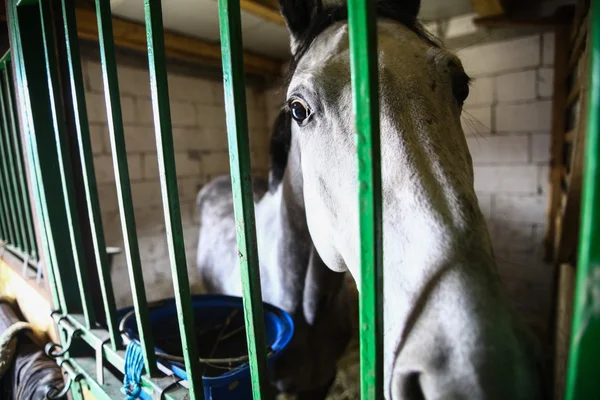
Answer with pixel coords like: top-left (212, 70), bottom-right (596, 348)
top-left (278, 0), bottom-right (322, 51)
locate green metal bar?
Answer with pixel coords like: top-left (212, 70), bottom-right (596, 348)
top-left (60, 0), bottom-right (122, 350)
top-left (143, 1), bottom-right (203, 397)
top-left (0, 52), bottom-right (11, 68)
top-left (0, 184), bottom-right (8, 242)
top-left (0, 119), bottom-right (19, 247)
top-left (86, 0), bottom-right (158, 370)
top-left (0, 71), bottom-right (29, 255)
top-left (38, 0), bottom-right (96, 326)
top-left (217, 1), bottom-right (268, 398)
top-left (3, 66), bottom-right (38, 260)
top-left (0, 152), bottom-right (11, 243)
top-left (566, 1), bottom-right (600, 398)
top-left (7, 0), bottom-right (70, 313)
top-left (348, 1), bottom-right (383, 399)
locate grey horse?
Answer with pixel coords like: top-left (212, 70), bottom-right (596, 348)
top-left (196, 0), bottom-right (544, 398)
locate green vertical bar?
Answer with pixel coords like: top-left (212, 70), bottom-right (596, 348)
top-left (0, 141), bottom-right (14, 244)
top-left (3, 66), bottom-right (38, 260)
top-left (0, 162), bottom-right (8, 242)
top-left (38, 0), bottom-right (96, 327)
top-left (59, 0), bottom-right (122, 349)
top-left (7, 0), bottom-right (65, 311)
top-left (348, 1), bottom-right (383, 399)
top-left (86, 0), bottom-right (158, 371)
top-left (566, 1), bottom-right (600, 398)
top-left (143, 0), bottom-right (203, 396)
top-left (0, 73), bottom-right (29, 255)
top-left (0, 108), bottom-right (20, 248)
top-left (217, 1), bottom-right (268, 399)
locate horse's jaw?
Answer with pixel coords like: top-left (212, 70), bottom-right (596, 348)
top-left (382, 247), bottom-right (543, 400)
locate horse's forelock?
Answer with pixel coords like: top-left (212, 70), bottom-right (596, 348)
top-left (270, 1), bottom-right (438, 189)
top-left (269, 108), bottom-right (292, 191)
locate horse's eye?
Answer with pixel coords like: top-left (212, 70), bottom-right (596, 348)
top-left (289, 98), bottom-right (311, 125)
top-left (456, 84), bottom-right (470, 105)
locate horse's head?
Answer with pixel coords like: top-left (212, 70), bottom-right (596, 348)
top-left (272, 0), bottom-right (544, 398)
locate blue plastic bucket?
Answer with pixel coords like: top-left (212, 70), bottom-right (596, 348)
top-left (118, 294), bottom-right (294, 399)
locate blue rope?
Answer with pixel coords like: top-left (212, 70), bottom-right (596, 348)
top-left (122, 341), bottom-right (145, 400)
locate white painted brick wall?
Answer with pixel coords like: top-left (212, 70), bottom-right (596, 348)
top-left (458, 35), bottom-right (541, 77)
top-left (494, 195), bottom-right (548, 224)
top-left (538, 68), bottom-right (554, 98)
top-left (82, 56), bottom-right (271, 308)
top-left (89, 124), bottom-right (106, 154)
top-left (496, 70), bottom-right (537, 103)
top-left (467, 135), bottom-right (529, 164)
top-left (445, 13), bottom-right (479, 39)
top-left (474, 166), bottom-right (539, 193)
top-left (542, 32), bottom-right (555, 66)
top-left (465, 77), bottom-right (494, 107)
top-left (462, 105), bottom-right (493, 135)
top-left (496, 101), bottom-right (552, 133)
top-left (531, 133), bottom-right (551, 163)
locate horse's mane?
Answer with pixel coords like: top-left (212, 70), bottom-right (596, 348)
top-left (269, 2), bottom-right (440, 191)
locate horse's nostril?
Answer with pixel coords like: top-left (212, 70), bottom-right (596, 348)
top-left (402, 372), bottom-right (426, 400)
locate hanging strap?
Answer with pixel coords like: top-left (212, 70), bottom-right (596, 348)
top-left (122, 341), bottom-right (145, 400)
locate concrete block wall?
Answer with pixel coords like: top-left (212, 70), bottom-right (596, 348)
top-left (82, 57), bottom-right (271, 306)
top-left (456, 30), bottom-right (556, 331)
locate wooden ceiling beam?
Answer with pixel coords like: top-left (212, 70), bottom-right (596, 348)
top-left (473, 14), bottom-right (572, 28)
top-left (74, 8), bottom-right (283, 77)
top-left (469, 0), bottom-right (505, 17)
top-left (240, 0), bottom-right (285, 26)
top-left (0, 6), bottom-right (283, 76)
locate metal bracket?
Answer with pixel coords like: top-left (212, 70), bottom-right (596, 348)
top-left (21, 255), bottom-right (29, 278)
top-left (45, 358), bottom-right (83, 400)
top-left (151, 375), bottom-right (183, 400)
top-left (95, 336), bottom-right (111, 385)
top-left (36, 260), bottom-right (43, 284)
top-left (45, 327), bottom-right (82, 358)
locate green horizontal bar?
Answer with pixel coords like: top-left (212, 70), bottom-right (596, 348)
top-left (4, 244), bottom-right (39, 268)
top-left (60, 0), bottom-right (121, 350)
top-left (348, 0), bottom-right (384, 399)
top-left (59, 314), bottom-right (190, 400)
top-left (143, 1), bottom-right (203, 397)
top-left (565, 1), bottom-right (600, 398)
top-left (38, 0), bottom-right (96, 326)
top-left (16, 0), bottom-right (37, 6)
top-left (0, 51), bottom-right (11, 70)
top-left (70, 357), bottom-right (129, 400)
top-left (217, 1), bottom-right (268, 398)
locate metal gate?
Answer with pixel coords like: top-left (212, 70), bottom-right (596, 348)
top-left (1, 0), bottom-right (598, 399)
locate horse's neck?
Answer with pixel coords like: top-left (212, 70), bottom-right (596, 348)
top-left (255, 174), bottom-right (312, 315)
